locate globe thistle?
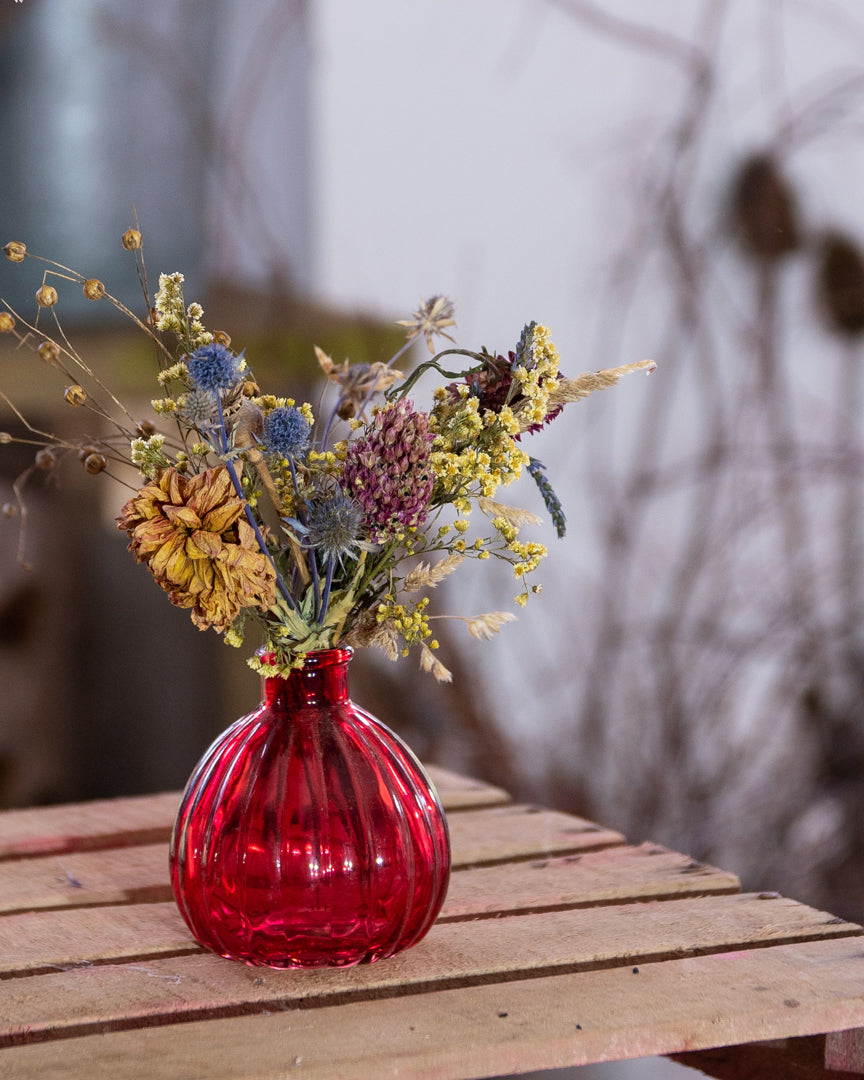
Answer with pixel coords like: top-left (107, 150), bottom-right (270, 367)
top-left (262, 405), bottom-right (311, 458)
top-left (305, 490), bottom-right (365, 566)
top-left (340, 399), bottom-right (434, 543)
top-left (179, 388), bottom-right (217, 429)
top-left (187, 343), bottom-right (242, 392)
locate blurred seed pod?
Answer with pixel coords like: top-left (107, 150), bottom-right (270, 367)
top-left (136, 420), bottom-right (156, 437)
top-left (2, 503), bottom-right (17, 518)
top-left (213, 330), bottom-right (232, 347)
top-left (731, 153), bottom-right (800, 261)
top-left (36, 284), bottom-right (58, 307)
top-left (83, 452), bottom-right (108, 474)
top-left (38, 340), bottom-right (61, 363)
top-left (35, 447), bottom-right (56, 470)
top-left (815, 231), bottom-right (864, 338)
top-left (3, 241), bottom-right (26, 263)
top-left (0, 312), bottom-right (14, 332)
top-left (83, 278), bottom-right (105, 300)
top-left (122, 227), bottom-right (142, 251)
top-left (64, 385), bottom-right (86, 406)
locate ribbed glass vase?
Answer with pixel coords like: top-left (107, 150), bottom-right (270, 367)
top-left (169, 647), bottom-right (450, 968)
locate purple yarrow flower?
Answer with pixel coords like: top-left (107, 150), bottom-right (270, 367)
top-left (340, 399), bottom-right (434, 543)
top-left (187, 343), bottom-right (242, 391)
top-left (262, 406), bottom-right (311, 458)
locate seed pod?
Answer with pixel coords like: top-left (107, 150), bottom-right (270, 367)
top-left (35, 447), bottom-right (56, 470)
top-left (78, 445), bottom-right (99, 461)
top-left (38, 340), bottom-right (61, 363)
top-left (36, 284), bottom-right (58, 308)
top-left (136, 420), bottom-right (156, 437)
top-left (816, 231), bottom-right (864, 338)
top-left (83, 278), bottom-right (105, 300)
top-left (0, 312), bottom-right (14, 332)
top-left (2, 503), bottom-right (17, 518)
top-left (64, 385), bottom-right (87, 406)
top-left (731, 154), bottom-right (799, 261)
top-left (83, 452), bottom-right (107, 474)
top-left (3, 241), bottom-right (26, 263)
top-left (213, 330), bottom-right (232, 347)
top-left (122, 227), bottom-right (142, 251)
top-left (0, 432), bottom-right (12, 444)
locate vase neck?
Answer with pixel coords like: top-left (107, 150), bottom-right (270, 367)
top-left (262, 648), bottom-right (353, 709)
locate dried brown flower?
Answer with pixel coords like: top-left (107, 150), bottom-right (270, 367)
top-left (117, 465), bottom-right (277, 632)
top-left (397, 296), bottom-right (456, 354)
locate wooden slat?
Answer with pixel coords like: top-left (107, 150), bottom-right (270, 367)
top-left (441, 843), bottom-right (740, 918)
top-left (3, 936), bottom-right (864, 1079)
top-left (0, 792), bottom-right (181, 859)
top-left (0, 806), bottom-right (623, 916)
top-left (0, 845), bottom-right (741, 976)
top-left (0, 765), bottom-right (509, 861)
top-left (0, 894), bottom-right (856, 1047)
top-left (446, 804), bottom-right (623, 866)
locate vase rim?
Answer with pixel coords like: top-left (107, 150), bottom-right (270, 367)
top-left (257, 646), bottom-right (354, 672)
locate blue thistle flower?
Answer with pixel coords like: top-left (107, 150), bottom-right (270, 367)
top-left (180, 388), bottom-right (217, 428)
top-left (305, 491), bottom-right (365, 565)
top-left (187, 343), bottom-right (242, 391)
top-left (262, 406), bottom-right (311, 459)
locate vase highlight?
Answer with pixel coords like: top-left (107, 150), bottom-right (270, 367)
top-left (169, 647), bottom-right (450, 968)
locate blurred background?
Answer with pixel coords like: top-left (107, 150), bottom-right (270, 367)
top-left (2, 6), bottom-right (864, 1066)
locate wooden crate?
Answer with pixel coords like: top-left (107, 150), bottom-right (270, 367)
top-left (0, 765), bottom-right (862, 1079)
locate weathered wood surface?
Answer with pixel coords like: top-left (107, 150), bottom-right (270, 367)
top-left (0, 765), bottom-right (509, 860)
top-left (0, 806), bottom-right (625, 917)
top-left (1, 769), bottom-right (863, 1080)
top-left (4, 938), bottom-right (864, 1080)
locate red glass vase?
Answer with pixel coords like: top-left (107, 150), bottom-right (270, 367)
top-left (169, 647), bottom-right (450, 968)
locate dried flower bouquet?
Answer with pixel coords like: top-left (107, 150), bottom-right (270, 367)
top-left (1, 231), bottom-right (653, 680)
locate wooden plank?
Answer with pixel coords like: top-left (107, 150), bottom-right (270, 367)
top-left (826, 1028), bottom-right (864, 1072)
top-left (0, 767), bottom-right (508, 861)
top-left (672, 1036), bottom-right (864, 1080)
top-left (0, 807), bottom-right (623, 916)
top-left (441, 843), bottom-right (740, 918)
top-left (0, 894), bottom-right (856, 1046)
top-left (0, 845), bottom-right (740, 976)
top-left (423, 765), bottom-right (512, 810)
top-left (3, 936), bottom-right (864, 1079)
top-left (0, 792), bottom-right (182, 860)
top-left (446, 804), bottom-right (623, 866)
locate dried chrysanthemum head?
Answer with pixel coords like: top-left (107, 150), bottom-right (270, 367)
top-left (0, 312), bottom-right (14, 333)
top-left (3, 241), bottom-right (26, 263)
top-left (36, 284), bottom-right (58, 308)
top-left (397, 296), bottom-right (456, 354)
top-left (83, 278), bottom-right (105, 300)
top-left (122, 227), bottom-right (143, 251)
top-left (117, 465), bottom-right (276, 632)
